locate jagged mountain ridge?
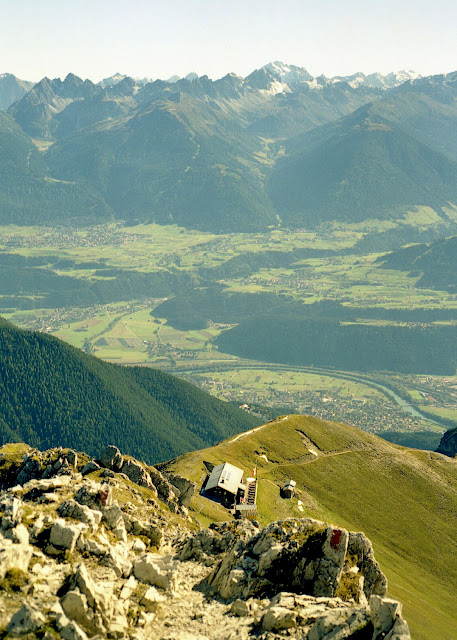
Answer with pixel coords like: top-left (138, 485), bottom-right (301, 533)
top-left (0, 73), bottom-right (34, 110)
top-left (2, 63), bottom-right (457, 232)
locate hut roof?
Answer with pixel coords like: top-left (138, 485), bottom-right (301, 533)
top-left (206, 462), bottom-right (244, 495)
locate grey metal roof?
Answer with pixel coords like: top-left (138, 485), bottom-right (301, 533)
top-left (206, 462), bottom-right (244, 495)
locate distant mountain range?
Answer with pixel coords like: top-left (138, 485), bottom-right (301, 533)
top-left (1, 62), bottom-right (457, 233)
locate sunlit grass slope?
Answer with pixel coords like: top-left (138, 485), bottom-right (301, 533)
top-left (162, 415), bottom-right (457, 640)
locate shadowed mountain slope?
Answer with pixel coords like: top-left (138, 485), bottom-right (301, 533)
top-left (0, 317), bottom-right (260, 463)
top-left (377, 234), bottom-right (457, 290)
top-left (0, 109), bottom-right (112, 225)
top-left (270, 109), bottom-right (457, 227)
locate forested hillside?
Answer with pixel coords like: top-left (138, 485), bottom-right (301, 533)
top-left (216, 315), bottom-right (457, 375)
top-left (0, 318), bottom-right (260, 462)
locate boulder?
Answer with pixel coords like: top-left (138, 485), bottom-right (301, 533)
top-left (148, 466), bottom-right (176, 502)
top-left (348, 532), bottom-right (388, 598)
top-left (261, 606), bottom-right (298, 631)
top-left (230, 599), bottom-right (251, 617)
top-left (6, 603), bottom-right (46, 636)
top-left (3, 523), bottom-right (29, 545)
top-left (65, 450), bottom-right (78, 469)
top-left (76, 481), bottom-right (113, 509)
top-left (100, 546), bottom-right (132, 577)
top-left (164, 472), bottom-right (196, 507)
top-left (16, 457), bottom-right (42, 485)
top-left (129, 517), bottom-right (163, 546)
top-left (133, 553), bottom-right (178, 590)
top-left (307, 607), bottom-right (371, 640)
top-left (140, 585), bottom-right (165, 612)
top-left (58, 499), bottom-right (102, 531)
top-left (101, 503), bottom-right (123, 529)
top-left (122, 459), bottom-right (154, 489)
top-left (0, 538), bottom-right (33, 579)
top-left (1, 495), bottom-right (23, 529)
top-left (81, 461), bottom-right (100, 476)
top-left (208, 519), bottom-right (385, 603)
top-left (49, 518), bottom-right (86, 552)
top-left (99, 445), bottom-right (123, 471)
top-left (370, 595), bottom-right (407, 637)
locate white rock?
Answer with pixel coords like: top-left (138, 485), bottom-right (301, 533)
top-left (140, 585), bottom-right (165, 612)
top-left (0, 538), bottom-right (33, 579)
top-left (102, 504), bottom-right (123, 529)
top-left (371, 595), bottom-right (404, 636)
top-left (385, 617), bottom-right (412, 639)
top-left (58, 500), bottom-right (102, 531)
top-left (3, 523), bottom-right (29, 545)
top-left (112, 518), bottom-right (127, 542)
top-left (133, 538), bottom-right (147, 553)
top-left (258, 543), bottom-right (283, 574)
top-left (120, 575), bottom-right (137, 600)
top-left (261, 606), bottom-right (297, 631)
top-left (59, 619), bottom-right (90, 640)
top-left (133, 553), bottom-right (178, 590)
top-left (49, 518), bottom-right (87, 551)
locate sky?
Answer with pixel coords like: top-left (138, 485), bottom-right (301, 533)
top-left (1, 0), bottom-right (457, 82)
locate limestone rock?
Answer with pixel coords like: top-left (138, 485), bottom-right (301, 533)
top-left (122, 458), bottom-right (154, 489)
top-left (348, 531), bottom-right (388, 598)
top-left (3, 523), bottom-right (29, 545)
top-left (16, 457), bottom-right (42, 485)
top-left (100, 445), bottom-right (123, 471)
top-left (371, 595), bottom-right (408, 637)
top-left (129, 517), bottom-right (163, 546)
top-left (76, 481), bottom-right (113, 509)
top-left (133, 553), bottom-right (178, 590)
top-left (230, 599), bottom-right (251, 617)
top-left (164, 472), bottom-right (196, 507)
top-left (261, 605), bottom-right (298, 630)
top-left (0, 538), bottom-right (33, 579)
top-left (307, 607), bottom-right (371, 639)
top-left (6, 603), bottom-right (46, 636)
top-left (1, 495), bottom-right (23, 529)
top-left (100, 545), bottom-right (132, 577)
top-left (49, 518), bottom-right (86, 551)
top-left (58, 499), bottom-right (102, 531)
top-left (81, 461), bottom-right (100, 476)
top-left (140, 585), bottom-right (165, 612)
top-left (148, 466), bottom-right (176, 502)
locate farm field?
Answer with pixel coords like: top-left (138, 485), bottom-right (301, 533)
top-left (2, 219), bottom-right (457, 447)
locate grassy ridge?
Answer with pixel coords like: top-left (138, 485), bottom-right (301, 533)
top-left (162, 415), bottom-right (457, 640)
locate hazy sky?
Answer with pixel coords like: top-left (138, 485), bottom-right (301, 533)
top-left (2, 0), bottom-right (457, 82)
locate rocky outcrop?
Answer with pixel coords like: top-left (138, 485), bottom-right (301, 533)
top-left (206, 518), bottom-right (387, 602)
top-left (0, 442), bottom-right (411, 639)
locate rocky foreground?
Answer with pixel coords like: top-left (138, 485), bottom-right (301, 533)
top-left (0, 443), bottom-right (410, 639)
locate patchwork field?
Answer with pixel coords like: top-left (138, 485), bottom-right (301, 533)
top-left (2, 218), bottom-right (457, 446)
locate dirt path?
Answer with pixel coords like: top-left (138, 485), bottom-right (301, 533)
top-left (228, 415), bottom-right (288, 443)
